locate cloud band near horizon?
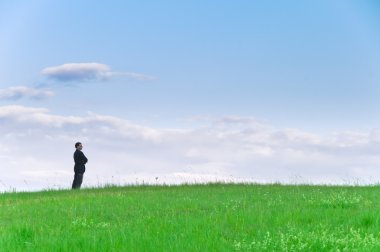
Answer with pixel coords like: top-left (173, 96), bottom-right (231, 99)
top-left (1, 105), bottom-right (380, 191)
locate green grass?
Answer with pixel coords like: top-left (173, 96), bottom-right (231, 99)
top-left (1, 183), bottom-right (380, 251)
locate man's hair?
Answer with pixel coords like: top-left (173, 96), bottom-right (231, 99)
top-left (75, 142), bottom-right (82, 148)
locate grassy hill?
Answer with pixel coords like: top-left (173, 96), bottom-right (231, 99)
top-left (1, 183), bottom-right (380, 251)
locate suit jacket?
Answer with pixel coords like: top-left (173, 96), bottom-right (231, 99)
top-left (74, 149), bottom-right (88, 173)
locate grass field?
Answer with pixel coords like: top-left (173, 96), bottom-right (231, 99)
top-left (1, 183), bottom-right (380, 251)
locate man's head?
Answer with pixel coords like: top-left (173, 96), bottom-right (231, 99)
top-left (75, 142), bottom-right (83, 150)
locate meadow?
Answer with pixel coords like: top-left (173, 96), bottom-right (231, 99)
top-left (1, 183), bottom-right (380, 251)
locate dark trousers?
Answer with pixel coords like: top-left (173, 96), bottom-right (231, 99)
top-left (72, 173), bottom-right (84, 189)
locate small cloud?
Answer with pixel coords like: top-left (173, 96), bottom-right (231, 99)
top-left (41, 63), bottom-right (155, 82)
top-left (0, 86), bottom-right (54, 100)
top-left (41, 63), bottom-right (111, 82)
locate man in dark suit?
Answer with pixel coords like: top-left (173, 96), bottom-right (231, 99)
top-left (72, 142), bottom-right (88, 189)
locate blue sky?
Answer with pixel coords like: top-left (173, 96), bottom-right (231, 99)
top-left (1, 1), bottom-right (380, 190)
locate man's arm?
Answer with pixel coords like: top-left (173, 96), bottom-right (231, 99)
top-left (81, 152), bottom-right (88, 164)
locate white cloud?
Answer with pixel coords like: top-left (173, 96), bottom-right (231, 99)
top-left (0, 105), bottom-right (380, 191)
top-left (0, 86), bottom-right (54, 100)
top-left (41, 63), bottom-right (155, 82)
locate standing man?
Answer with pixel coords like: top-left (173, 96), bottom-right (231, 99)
top-left (72, 142), bottom-right (88, 189)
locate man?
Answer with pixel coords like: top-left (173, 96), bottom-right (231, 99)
top-left (72, 142), bottom-right (88, 189)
